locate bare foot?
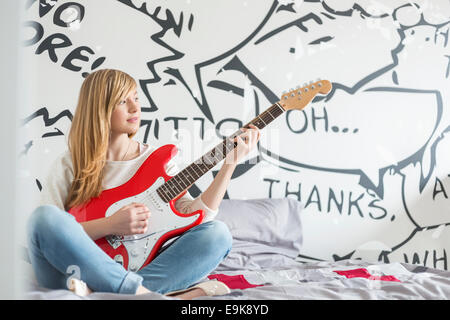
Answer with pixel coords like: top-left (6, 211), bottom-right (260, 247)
top-left (136, 285), bottom-right (151, 295)
top-left (68, 278), bottom-right (92, 297)
top-left (165, 281), bottom-right (230, 299)
top-left (171, 288), bottom-right (206, 300)
top-left (137, 285), bottom-right (205, 299)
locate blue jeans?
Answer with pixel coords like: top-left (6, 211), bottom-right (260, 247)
top-left (26, 205), bottom-right (232, 294)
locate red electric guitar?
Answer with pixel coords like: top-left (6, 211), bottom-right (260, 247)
top-left (68, 80), bottom-right (332, 271)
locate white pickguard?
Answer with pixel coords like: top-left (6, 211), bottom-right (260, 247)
top-left (104, 176), bottom-right (201, 271)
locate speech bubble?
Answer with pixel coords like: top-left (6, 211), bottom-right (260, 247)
top-left (400, 130), bottom-right (450, 228)
top-left (385, 225), bottom-right (450, 270)
top-left (221, 154), bottom-right (418, 263)
top-left (197, 1), bottom-right (445, 195)
top-left (122, 0), bottom-right (277, 120)
top-left (268, 87), bottom-right (440, 189)
top-left (23, 0), bottom-right (169, 82)
top-left (315, 0), bottom-right (450, 25)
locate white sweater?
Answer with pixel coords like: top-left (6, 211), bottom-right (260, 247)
top-left (39, 142), bottom-right (218, 222)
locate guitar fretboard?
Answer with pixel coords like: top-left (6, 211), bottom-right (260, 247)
top-left (156, 102), bottom-right (285, 203)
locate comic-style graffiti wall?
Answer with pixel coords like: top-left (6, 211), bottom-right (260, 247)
top-left (19, 0), bottom-right (450, 270)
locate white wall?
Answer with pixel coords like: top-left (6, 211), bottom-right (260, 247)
top-left (19, 0), bottom-right (450, 273)
top-left (0, 0), bottom-right (25, 299)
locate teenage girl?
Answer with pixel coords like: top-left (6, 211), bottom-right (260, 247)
top-left (26, 69), bottom-right (261, 299)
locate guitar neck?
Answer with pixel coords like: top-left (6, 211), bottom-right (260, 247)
top-left (157, 102), bottom-right (286, 202)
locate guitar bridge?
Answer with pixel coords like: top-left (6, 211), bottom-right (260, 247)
top-left (106, 235), bottom-right (123, 249)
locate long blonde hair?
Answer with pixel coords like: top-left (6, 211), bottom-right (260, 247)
top-left (65, 69), bottom-right (137, 210)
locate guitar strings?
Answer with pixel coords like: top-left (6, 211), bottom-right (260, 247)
top-left (157, 103), bottom-right (285, 202)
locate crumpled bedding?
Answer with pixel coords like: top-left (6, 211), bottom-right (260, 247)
top-left (24, 259), bottom-right (450, 300)
top-left (204, 259), bottom-right (450, 300)
top-left (22, 198), bottom-right (450, 300)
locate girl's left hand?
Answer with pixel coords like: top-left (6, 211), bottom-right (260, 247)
top-left (224, 124), bottom-right (261, 165)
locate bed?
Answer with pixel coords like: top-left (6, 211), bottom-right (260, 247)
top-left (23, 198), bottom-right (450, 300)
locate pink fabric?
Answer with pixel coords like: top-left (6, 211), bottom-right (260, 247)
top-left (334, 268), bottom-right (401, 282)
top-left (208, 274), bottom-right (264, 289)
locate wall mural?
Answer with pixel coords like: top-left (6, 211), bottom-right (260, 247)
top-left (19, 0), bottom-right (450, 270)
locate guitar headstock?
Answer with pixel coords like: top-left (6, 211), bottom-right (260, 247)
top-left (279, 79), bottom-right (332, 111)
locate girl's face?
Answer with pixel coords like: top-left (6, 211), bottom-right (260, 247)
top-left (110, 88), bottom-right (140, 136)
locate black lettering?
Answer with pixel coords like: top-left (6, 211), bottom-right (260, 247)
top-left (53, 2), bottom-right (85, 28)
top-left (285, 181), bottom-right (301, 201)
top-left (34, 0), bottom-right (58, 18)
top-left (164, 116), bottom-right (188, 139)
top-left (306, 185), bottom-right (321, 211)
top-left (22, 20), bottom-right (44, 46)
top-left (415, 251), bottom-right (428, 265)
top-left (286, 109), bottom-right (308, 133)
top-left (193, 117), bottom-right (205, 139)
top-left (348, 192), bottom-right (364, 217)
top-left (327, 188), bottom-right (344, 214)
top-left (263, 178), bottom-right (280, 198)
top-left (405, 249), bottom-right (447, 270)
top-left (403, 253), bottom-right (409, 264)
top-left (368, 198), bottom-right (388, 220)
top-left (35, 33), bottom-right (72, 63)
top-left (311, 106), bottom-right (328, 132)
top-left (433, 249), bottom-right (447, 270)
top-left (61, 46), bottom-right (94, 71)
top-left (433, 177), bottom-right (448, 200)
top-left (140, 119), bottom-right (159, 143)
top-left (153, 118), bottom-right (160, 139)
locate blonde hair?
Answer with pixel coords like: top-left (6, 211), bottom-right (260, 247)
top-left (65, 69), bottom-right (137, 210)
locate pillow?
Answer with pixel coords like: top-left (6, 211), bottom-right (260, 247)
top-left (214, 198), bottom-right (304, 270)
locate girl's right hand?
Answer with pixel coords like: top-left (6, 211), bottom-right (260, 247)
top-left (107, 202), bottom-right (151, 236)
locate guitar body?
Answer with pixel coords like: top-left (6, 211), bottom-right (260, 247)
top-left (68, 144), bottom-right (205, 271)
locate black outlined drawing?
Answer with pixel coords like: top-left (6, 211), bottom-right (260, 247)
top-left (21, 0), bottom-right (450, 270)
